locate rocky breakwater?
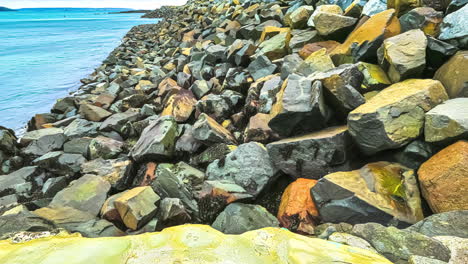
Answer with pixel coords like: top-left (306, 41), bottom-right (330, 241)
top-left (1, 0), bottom-right (468, 263)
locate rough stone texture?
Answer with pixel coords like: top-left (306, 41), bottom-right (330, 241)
top-left (212, 203), bottom-right (279, 234)
top-left (88, 136), bottom-right (124, 160)
top-left (312, 162), bottom-right (424, 226)
top-left (33, 151), bottom-right (86, 176)
top-left (20, 128), bottom-right (63, 146)
top-left (399, 7), bottom-right (443, 37)
top-left (63, 119), bottom-right (100, 139)
top-left (0, 225), bottom-right (394, 264)
top-left (313, 12), bottom-right (357, 38)
top-left (407, 210), bottom-right (468, 238)
top-left (277, 178), bottom-right (319, 234)
top-left (378, 29), bottom-right (427, 83)
top-left (329, 232), bottom-right (377, 253)
top-left (161, 89), bottom-right (197, 123)
top-left (258, 31), bottom-right (291, 60)
top-left (244, 113), bottom-right (277, 143)
top-left (352, 223), bottom-right (451, 263)
top-left (267, 126), bottom-right (354, 179)
top-left (207, 142), bottom-right (279, 198)
top-left (418, 141), bottom-right (468, 213)
top-left (356, 62), bottom-right (391, 91)
top-left (23, 132), bottom-right (67, 157)
top-left (78, 104), bottom-right (112, 122)
top-left (434, 50), bottom-right (468, 98)
top-left (99, 109), bottom-right (141, 133)
top-left (81, 157), bottom-right (133, 191)
top-left (0, 211), bottom-right (56, 237)
top-left (247, 55), bottom-right (277, 81)
top-left (348, 79), bottom-right (448, 154)
top-left (192, 113), bottom-right (237, 145)
top-left (48, 175), bottom-right (111, 216)
top-left (433, 236), bottom-right (468, 264)
top-left (130, 116), bottom-right (178, 162)
top-left (438, 4), bottom-right (468, 48)
top-left (424, 98), bottom-right (468, 143)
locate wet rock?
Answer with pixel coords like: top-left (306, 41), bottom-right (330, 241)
top-left (433, 50), bottom-right (468, 98)
top-left (63, 119), bottom-right (100, 139)
top-left (161, 89), bottom-right (197, 123)
top-left (114, 186), bottom-right (160, 231)
top-left (0, 211), bottom-right (55, 237)
top-left (348, 79), bottom-right (448, 154)
top-left (81, 157), bottom-right (133, 191)
top-left (88, 136), bottom-right (124, 160)
top-left (418, 141), bottom-right (468, 213)
top-left (211, 203), bottom-right (279, 234)
top-left (267, 126), bottom-right (354, 179)
top-left (20, 127), bottom-right (63, 146)
top-left (258, 31), bottom-right (291, 60)
top-left (438, 4), bottom-right (468, 48)
top-left (100, 108), bottom-right (141, 133)
top-left (48, 175), bottom-right (111, 216)
top-left (0, 127), bottom-right (17, 155)
top-left (78, 104), bottom-right (112, 122)
top-left (311, 162), bottom-right (424, 226)
top-left (192, 113), bottom-right (237, 145)
top-left (277, 178), bottom-right (319, 234)
top-left (247, 55), bottom-right (277, 81)
top-left (424, 98), bottom-right (468, 143)
top-left (33, 151), bottom-right (86, 176)
top-left (352, 223), bottom-right (451, 263)
top-left (399, 7), bottom-right (443, 37)
top-left (207, 142), bottom-right (279, 198)
top-left (378, 29), bottom-right (427, 83)
top-left (268, 75), bottom-right (330, 137)
top-left (130, 116), bottom-right (178, 162)
top-left (407, 210), bottom-right (468, 238)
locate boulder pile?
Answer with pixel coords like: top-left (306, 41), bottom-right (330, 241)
top-left (1, 0), bottom-right (467, 263)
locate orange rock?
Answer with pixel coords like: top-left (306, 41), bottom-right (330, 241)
top-left (277, 178), bottom-right (319, 234)
top-left (161, 89), bottom-right (197, 123)
top-left (331, 9), bottom-right (400, 63)
top-left (158, 78), bottom-right (180, 97)
top-left (418, 140), bottom-right (468, 213)
top-left (299, 41), bottom-right (340, 59)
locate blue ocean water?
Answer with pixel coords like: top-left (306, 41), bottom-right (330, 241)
top-left (0, 8), bottom-right (156, 132)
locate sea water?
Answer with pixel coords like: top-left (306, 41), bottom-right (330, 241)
top-left (0, 8), bottom-right (156, 133)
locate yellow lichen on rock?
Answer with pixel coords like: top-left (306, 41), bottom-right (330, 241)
top-left (0, 225), bottom-right (393, 264)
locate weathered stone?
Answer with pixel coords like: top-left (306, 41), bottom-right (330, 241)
top-left (393, 139), bottom-right (436, 169)
top-left (388, 0), bottom-right (422, 15)
top-left (191, 143), bottom-right (235, 166)
top-left (33, 151), bottom-right (86, 176)
top-left (434, 51), bottom-right (468, 98)
top-left (63, 137), bottom-right (92, 157)
top-left (269, 75), bottom-right (330, 137)
top-left (67, 219), bottom-right (123, 238)
top-left (352, 223), bottom-right (451, 263)
top-left (418, 141), bottom-right (468, 213)
top-left (258, 76), bottom-right (282, 113)
top-left (114, 186), bottom-right (160, 231)
top-left (0, 166), bottom-right (40, 197)
top-left (247, 55), bottom-right (277, 81)
top-left (0, 225), bottom-right (394, 264)
top-left (295, 48), bottom-right (335, 77)
top-left (244, 113), bottom-right (277, 143)
top-left (289, 30), bottom-right (321, 53)
top-left (424, 98), bottom-right (468, 143)
top-left (314, 12), bottom-right (357, 38)
top-left (363, 0), bottom-right (387, 17)
top-left (433, 236), bottom-right (468, 264)
top-left (81, 157), bottom-right (133, 191)
top-left (63, 119), bottom-right (100, 139)
top-left (0, 127), bottom-right (17, 155)
top-left (356, 62), bottom-right (391, 91)
top-left (161, 89), bottom-right (197, 123)
top-left (23, 132), bottom-right (66, 157)
top-left (277, 178), bottom-right (319, 234)
top-left (78, 104), bottom-right (111, 122)
top-left (212, 203), bottom-right (279, 234)
top-left (195, 90), bottom-right (242, 122)
top-left (190, 80), bottom-right (211, 99)
top-left (52, 97), bottom-right (76, 114)
top-left (258, 31), bottom-right (291, 61)
top-left (0, 211), bottom-right (55, 237)
top-left (192, 113), bottom-right (236, 145)
top-left (48, 175), bottom-right (111, 216)
top-left (329, 232), bottom-right (378, 253)
top-left (438, 4), bottom-right (468, 48)
top-left (41, 176), bottom-right (68, 198)
top-left (207, 142), bottom-right (278, 198)
top-left (267, 126), bottom-right (354, 179)
top-left (407, 210), bottom-right (468, 238)
top-left (100, 108), bottom-right (141, 133)
top-left (408, 255), bottom-right (447, 264)
top-left (348, 79), bottom-right (448, 154)
top-left (400, 7), bottom-right (443, 37)
top-left (88, 136), bottom-right (124, 160)
top-left (33, 206), bottom-right (95, 230)
top-left (308, 5), bottom-right (343, 27)
top-left (426, 37), bottom-right (459, 71)
top-left (130, 116), bottom-right (178, 162)
top-left (285, 5), bottom-right (314, 29)
top-left (299, 41), bottom-right (340, 59)
top-left (378, 29), bottom-right (427, 83)
top-left (156, 198), bottom-right (191, 229)
top-left (312, 162), bottom-right (424, 226)
top-left (20, 128), bottom-right (63, 146)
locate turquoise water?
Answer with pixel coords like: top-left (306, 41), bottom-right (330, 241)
top-left (0, 8), bottom-right (156, 132)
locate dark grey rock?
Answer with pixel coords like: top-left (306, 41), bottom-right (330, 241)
top-left (63, 119), bottom-right (100, 139)
top-left (33, 151), bottom-right (86, 176)
top-left (247, 55), bottom-right (277, 81)
top-left (0, 211), bottom-right (56, 237)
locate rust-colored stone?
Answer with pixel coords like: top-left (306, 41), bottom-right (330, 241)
top-left (161, 89), bottom-right (197, 122)
top-left (299, 41), bottom-right (340, 59)
top-left (418, 140), bottom-right (468, 213)
top-left (277, 178), bottom-right (319, 234)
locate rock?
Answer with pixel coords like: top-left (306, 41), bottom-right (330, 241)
top-left (88, 136), bottom-right (124, 160)
top-left (388, 0), bottom-right (422, 15)
top-left (207, 142), bottom-right (279, 198)
top-left (422, 0), bottom-right (451, 11)
top-left (0, 166), bottom-right (40, 197)
top-left (247, 55), bottom-right (277, 81)
top-left (424, 98), bottom-right (468, 143)
top-left (331, 9), bottom-right (401, 63)
top-left (0, 225), bottom-right (394, 264)
top-left (295, 48), bottom-right (335, 77)
top-left (78, 104), bottom-right (112, 122)
top-left (280, 54), bottom-right (303, 79)
top-left (48, 175), bottom-right (111, 216)
top-left (308, 5), bottom-right (343, 27)
top-left (63, 137), bottom-right (92, 156)
top-left (191, 143), bottom-right (235, 166)
top-left (363, 0), bottom-right (387, 17)
top-left (426, 37), bottom-right (459, 71)
top-left (33, 206), bottom-right (95, 230)
top-left (211, 203), bottom-right (279, 234)
top-left (190, 80), bottom-right (211, 99)
top-left (100, 191), bottom-right (126, 223)
top-left (285, 5), bottom-right (314, 29)
top-left (52, 97), bottom-right (76, 114)
top-left (0, 127), bottom-right (17, 154)
top-left (329, 232), bottom-right (377, 253)
top-left (311, 162), bottom-right (424, 226)
top-left (408, 255), bottom-right (447, 264)
top-left (20, 127), bottom-right (63, 146)
top-left (156, 198), bottom-right (191, 229)
top-left (356, 62), bottom-right (391, 91)
top-left (0, 211), bottom-right (55, 237)
top-left (100, 108), bottom-right (141, 133)
top-left (114, 186), bottom-right (160, 231)
top-left (258, 31), bottom-right (291, 60)
top-left (94, 93), bottom-right (115, 109)
top-left (434, 50), bottom-right (468, 98)
top-left (393, 139), bottom-right (436, 169)
top-left (195, 90), bottom-right (242, 122)
top-left (438, 4), bottom-right (468, 48)
top-left (288, 30), bottom-right (322, 53)
top-left (313, 12), bottom-right (357, 39)
top-left (192, 113), bottom-right (237, 145)
top-left (348, 79), bottom-right (448, 154)
top-left (130, 116), bottom-right (178, 162)
top-left (63, 119), bottom-right (100, 139)
top-left (33, 151), bottom-right (86, 176)
top-left (299, 41), bottom-right (340, 59)
top-left (418, 141), bottom-right (468, 213)
top-left (378, 29), bottom-right (427, 82)
top-left (161, 89), bottom-right (197, 123)
top-left (268, 74), bottom-right (330, 137)
top-left (41, 176), bottom-right (68, 198)
top-left (433, 236), bottom-right (468, 264)
top-left (244, 113), bottom-right (277, 143)
top-left (67, 219), bottom-right (123, 238)
top-left (352, 223), bottom-right (451, 263)
top-left (407, 210), bottom-right (468, 238)
top-left (446, 0), bottom-right (467, 14)
top-left (399, 7), bottom-right (443, 37)
top-left (81, 157), bottom-right (133, 191)
top-left (267, 126), bottom-right (354, 179)
top-left (277, 178), bottom-right (319, 234)
top-left (23, 132), bottom-right (66, 157)
top-left (258, 76), bottom-right (282, 113)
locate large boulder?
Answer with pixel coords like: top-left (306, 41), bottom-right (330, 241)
top-left (407, 210), bottom-right (468, 238)
top-left (433, 50), bottom-right (468, 98)
top-left (23, 132), bottom-right (66, 157)
top-left (20, 128), bottom-right (63, 146)
top-left (424, 98), bottom-right (468, 143)
top-left (81, 157), bottom-right (133, 191)
top-left (78, 104), bottom-right (111, 122)
top-left (438, 4), bottom-right (468, 48)
top-left (348, 79), bottom-right (448, 154)
top-left (418, 141), bottom-right (468, 213)
top-left (211, 203), bottom-right (279, 234)
top-left (63, 119), bottom-right (100, 139)
top-left (311, 162), bottom-right (424, 226)
top-left (130, 116), bottom-right (178, 162)
top-left (206, 142), bottom-right (279, 198)
top-left (0, 225), bottom-right (394, 264)
top-left (0, 211), bottom-right (56, 237)
top-left (267, 126), bottom-right (354, 179)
